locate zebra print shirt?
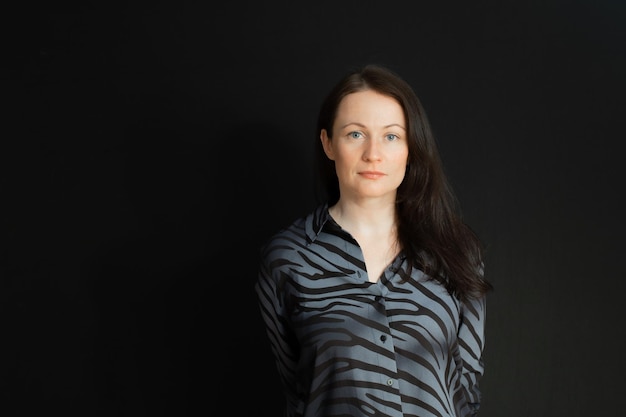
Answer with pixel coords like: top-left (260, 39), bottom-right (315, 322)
top-left (255, 203), bottom-right (487, 417)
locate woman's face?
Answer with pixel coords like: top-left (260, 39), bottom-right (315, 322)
top-left (320, 90), bottom-right (409, 203)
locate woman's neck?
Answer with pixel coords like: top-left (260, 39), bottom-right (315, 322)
top-left (329, 198), bottom-right (397, 238)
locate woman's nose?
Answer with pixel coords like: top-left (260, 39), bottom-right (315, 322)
top-left (362, 139), bottom-right (382, 161)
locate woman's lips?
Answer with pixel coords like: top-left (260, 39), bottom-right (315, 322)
top-left (359, 171), bottom-right (385, 179)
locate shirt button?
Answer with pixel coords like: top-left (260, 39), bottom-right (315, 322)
top-left (387, 379), bottom-right (393, 386)
top-left (380, 335), bottom-right (387, 342)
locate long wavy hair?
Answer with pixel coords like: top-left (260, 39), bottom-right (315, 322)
top-left (314, 64), bottom-right (492, 301)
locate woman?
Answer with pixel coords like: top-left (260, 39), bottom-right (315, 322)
top-left (255, 64), bottom-right (493, 417)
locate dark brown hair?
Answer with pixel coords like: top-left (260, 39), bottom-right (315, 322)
top-left (315, 64), bottom-right (492, 300)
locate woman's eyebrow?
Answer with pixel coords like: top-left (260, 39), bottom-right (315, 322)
top-left (339, 122), bottom-right (406, 130)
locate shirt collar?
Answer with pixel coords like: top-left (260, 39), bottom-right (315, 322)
top-left (304, 202), bottom-right (408, 267)
top-left (305, 202), bottom-right (332, 244)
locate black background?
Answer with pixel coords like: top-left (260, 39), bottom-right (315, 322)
top-left (5, 1), bottom-right (625, 416)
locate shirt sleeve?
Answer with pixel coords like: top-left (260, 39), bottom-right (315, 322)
top-left (255, 256), bottom-right (301, 416)
top-left (458, 294), bottom-right (487, 415)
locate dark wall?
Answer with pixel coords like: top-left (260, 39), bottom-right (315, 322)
top-left (6, 1), bottom-right (625, 416)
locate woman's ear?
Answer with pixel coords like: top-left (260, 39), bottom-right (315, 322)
top-left (320, 129), bottom-right (335, 160)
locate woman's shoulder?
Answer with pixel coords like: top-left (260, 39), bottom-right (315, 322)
top-left (259, 204), bottom-right (326, 260)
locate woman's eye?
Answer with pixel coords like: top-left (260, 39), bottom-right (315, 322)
top-left (386, 134), bottom-right (399, 141)
top-left (349, 131), bottom-right (363, 139)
